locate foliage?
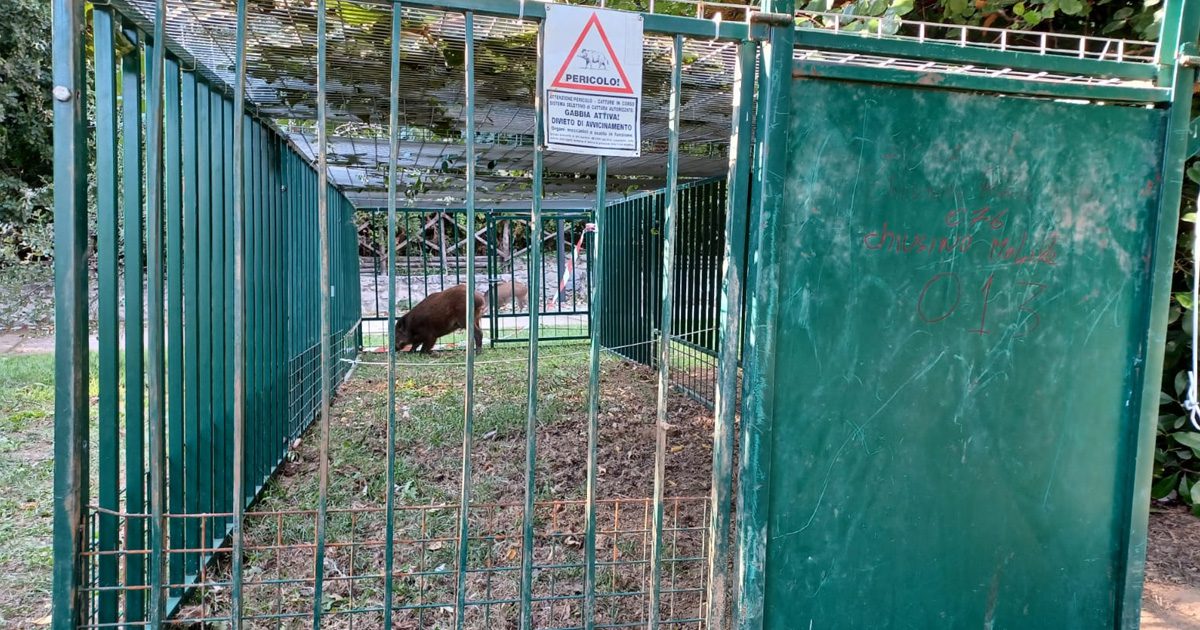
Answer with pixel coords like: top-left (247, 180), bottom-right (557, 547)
top-left (799, 0), bottom-right (1163, 41)
top-left (0, 0), bottom-right (53, 265)
top-left (1158, 169), bottom-right (1200, 513)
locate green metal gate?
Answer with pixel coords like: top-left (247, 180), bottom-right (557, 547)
top-left (735, 2), bottom-right (1200, 630)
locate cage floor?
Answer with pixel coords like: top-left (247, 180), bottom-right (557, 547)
top-left (171, 343), bottom-right (718, 628)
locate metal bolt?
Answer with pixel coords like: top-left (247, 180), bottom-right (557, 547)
top-left (53, 86), bottom-right (72, 102)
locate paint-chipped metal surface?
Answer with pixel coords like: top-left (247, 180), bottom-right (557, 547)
top-left (764, 78), bottom-right (1168, 628)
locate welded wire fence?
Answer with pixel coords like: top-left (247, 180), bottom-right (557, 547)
top-left (599, 178), bottom-right (728, 407)
top-left (72, 9), bottom-right (362, 625)
top-left (355, 208), bottom-right (593, 349)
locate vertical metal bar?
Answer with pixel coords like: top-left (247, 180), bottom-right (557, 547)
top-left (1124, 2), bottom-right (1200, 627)
top-left (649, 34), bottom-right (683, 630)
top-left (91, 8), bottom-right (120, 623)
top-left (196, 80), bottom-right (215, 550)
top-left (210, 87), bottom-right (226, 538)
top-left (313, 0), bottom-right (333, 619)
top-left (223, 94), bottom-right (236, 529)
top-left (556, 217), bottom-right (566, 306)
top-left (231, 0), bottom-right (249, 620)
top-left (50, 0), bottom-right (89, 621)
top-left (121, 23), bottom-right (148, 623)
top-left (165, 53), bottom-right (185, 597)
top-left (182, 69), bottom-right (202, 581)
top-left (519, 20), bottom-right (545, 630)
top-left (707, 39), bottom-right (755, 630)
top-left (145, 0), bottom-right (170, 616)
top-left (736, 5), bottom-right (793, 627)
top-left (584, 156), bottom-right (607, 630)
top-left (384, 4), bottom-right (402, 626)
top-left (455, 13), bottom-right (478, 630)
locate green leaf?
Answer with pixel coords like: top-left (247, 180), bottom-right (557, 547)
top-left (1153, 472), bottom-right (1179, 499)
top-left (1189, 478), bottom-right (1200, 506)
top-left (1176, 370), bottom-right (1191, 399)
top-left (1023, 9), bottom-right (1043, 25)
top-left (1112, 7), bottom-right (1135, 19)
top-left (1176, 292), bottom-right (1194, 309)
top-left (1173, 431), bottom-right (1200, 452)
top-left (1059, 0), bottom-right (1083, 15)
top-left (1183, 212), bottom-right (1197, 223)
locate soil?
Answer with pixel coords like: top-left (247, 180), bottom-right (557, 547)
top-left (175, 349), bottom-right (715, 629)
top-left (1144, 506), bottom-right (1200, 629)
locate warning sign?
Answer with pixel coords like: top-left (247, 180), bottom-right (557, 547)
top-left (543, 4), bottom-right (643, 157)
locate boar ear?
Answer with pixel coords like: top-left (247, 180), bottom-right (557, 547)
top-left (397, 315), bottom-right (407, 331)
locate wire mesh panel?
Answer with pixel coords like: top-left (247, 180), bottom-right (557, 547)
top-left (355, 208), bottom-right (594, 349)
top-left (599, 179), bottom-right (727, 407)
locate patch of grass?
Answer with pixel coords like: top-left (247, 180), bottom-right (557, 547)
top-left (0, 353), bottom-right (57, 626)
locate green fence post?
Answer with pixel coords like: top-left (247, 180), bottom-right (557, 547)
top-left (50, 0), bottom-right (89, 622)
top-left (230, 0), bottom-right (249, 623)
top-left (182, 68), bottom-right (202, 582)
top-left (455, 13), bottom-right (479, 629)
top-left (708, 39), bottom-right (755, 630)
top-left (145, 0), bottom-right (170, 616)
top-left (91, 7), bottom-right (120, 624)
top-left (519, 19), bottom-right (546, 630)
top-left (384, 4), bottom-right (402, 627)
top-left (735, 2), bottom-right (794, 628)
top-left (313, 0), bottom-right (333, 620)
top-left (165, 53), bottom-right (185, 598)
top-left (122, 22), bottom-right (147, 623)
top-left (584, 156), bottom-right (607, 630)
top-left (650, 34), bottom-right (684, 630)
top-left (1123, 1), bottom-right (1200, 626)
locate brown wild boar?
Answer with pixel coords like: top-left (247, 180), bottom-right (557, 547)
top-left (490, 280), bottom-right (529, 312)
top-left (395, 284), bottom-right (484, 354)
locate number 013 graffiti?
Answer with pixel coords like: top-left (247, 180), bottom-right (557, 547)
top-left (916, 272), bottom-right (1047, 337)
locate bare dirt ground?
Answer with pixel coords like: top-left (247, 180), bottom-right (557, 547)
top-left (1143, 506), bottom-right (1200, 629)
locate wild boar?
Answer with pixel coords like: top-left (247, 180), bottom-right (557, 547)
top-left (490, 280), bottom-right (529, 312)
top-left (395, 284), bottom-right (484, 354)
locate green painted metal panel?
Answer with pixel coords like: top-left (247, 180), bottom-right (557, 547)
top-left (761, 78), bottom-right (1168, 629)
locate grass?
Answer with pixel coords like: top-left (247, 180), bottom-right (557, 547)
top-left (0, 353), bottom-right (57, 626)
top-left (178, 342), bottom-right (716, 628)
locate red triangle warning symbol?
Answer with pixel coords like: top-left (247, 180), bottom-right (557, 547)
top-left (550, 13), bottom-right (635, 95)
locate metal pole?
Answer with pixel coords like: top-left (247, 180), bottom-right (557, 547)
top-left (584, 156), bottom-right (607, 630)
top-left (650, 34), bottom-right (684, 630)
top-left (122, 23), bottom-right (148, 622)
top-left (556, 217), bottom-right (566, 306)
top-left (146, 0), bottom-right (170, 618)
top-left (384, 3), bottom-right (403, 627)
top-left (735, 2), bottom-right (794, 627)
top-left (230, 0), bottom-right (249, 623)
top-left (1123, 1), bottom-right (1200, 626)
top-left (519, 20), bottom-right (546, 630)
top-left (455, 12), bottom-right (479, 629)
top-left (92, 8), bottom-right (120, 624)
top-left (50, 0), bottom-right (88, 621)
top-left (312, 0), bottom-right (333, 621)
top-left (707, 39), bottom-right (755, 630)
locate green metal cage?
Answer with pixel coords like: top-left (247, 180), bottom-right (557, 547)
top-left (50, 0), bottom-right (1200, 627)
